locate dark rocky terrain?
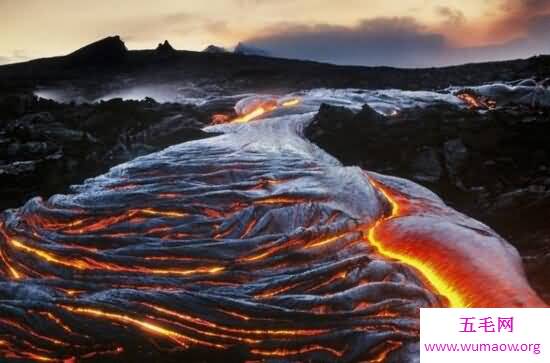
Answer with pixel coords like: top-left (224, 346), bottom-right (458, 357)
top-left (305, 102), bottom-right (550, 302)
top-left (0, 94), bottom-right (216, 211)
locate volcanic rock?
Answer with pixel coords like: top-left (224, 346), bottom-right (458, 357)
top-left (67, 35), bottom-right (127, 65)
top-left (306, 103), bottom-right (386, 165)
top-left (155, 40), bottom-right (176, 56)
top-left (355, 103), bottom-right (387, 123)
top-left (0, 160), bottom-right (38, 176)
top-left (203, 45), bottom-right (228, 53)
top-left (0, 93), bottom-right (35, 119)
top-left (443, 138), bottom-right (468, 187)
top-left (0, 96), bottom-right (214, 211)
top-left (410, 146), bottom-right (443, 183)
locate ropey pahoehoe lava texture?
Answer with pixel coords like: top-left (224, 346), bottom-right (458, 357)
top-left (0, 96), bottom-right (545, 362)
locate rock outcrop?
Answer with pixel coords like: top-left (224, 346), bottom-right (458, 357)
top-left (67, 35), bottom-right (128, 65)
top-left (155, 40), bottom-right (176, 56)
top-left (203, 44), bottom-right (228, 53)
top-left (0, 94), bottom-right (213, 211)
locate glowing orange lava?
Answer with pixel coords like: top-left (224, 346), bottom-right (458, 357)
top-left (0, 249), bottom-right (21, 279)
top-left (364, 178), bottom-right (470, 307)
top-left (214, 97), bottom-right (301, 124)
top-left (364, 176), bottom-right (546, 308)
top-left (280, 99), bottom-right (300, 107)
top-left (60, 305), bottom-right (226, 349)
top-left (251, 345), bottom-right (343, 358)
top-left (5, 235), bottom-right (224, 277)
top-left (211, 113), bottom-right (230, 124)
top-left (456, 91), bottom-right (496, 110)
top-left (142, 303), bottom-right (327, 338)
top-left (232, 105), bottom-right (275, 124)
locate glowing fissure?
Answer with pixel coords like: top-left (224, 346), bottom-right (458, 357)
top-left (456, 91), bottom-right (496, 110)
top-left (6, 236), bottom-right (224, 276)
top-left (0, 249), bottom-right (21, 279)
top-left (213, 97), bottom-right (301, 124)
top-left (232, 106), bottom-right (272, 124)
top-left (250, 345), bottom-right (344, 358)
top-left (60, 305), bottom-right (226, 349)
top-left (365, 178), bottom-right (467, 307)
top-left (142, 303), bottom-right (328, 337)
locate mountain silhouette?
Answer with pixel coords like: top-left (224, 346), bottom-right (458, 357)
top-left (156, 40), bottom-right (176, 56)
top-left (68, 35), bottom-right (128, 65)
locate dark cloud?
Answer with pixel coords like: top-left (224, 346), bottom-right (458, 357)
top-left (245, 18), bottom-right (446, 67)
top-left (499, 0), bottom-right (550, 14)
top-left (242, 15), bottom-right (550, 67)
top-left (488, 0), bottom-right (550, 45)
top-left (520, 0), bottom-right (550, 10)
top-left (526, 14), bottom-right (550, 38)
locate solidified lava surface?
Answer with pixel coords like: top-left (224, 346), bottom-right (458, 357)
top-left (0, 94), bottom-right (545, 362)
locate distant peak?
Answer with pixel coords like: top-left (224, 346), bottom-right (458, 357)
top-left (156, 40), bottom-right (175, 53)
top-left (234, 42), bottom-right (270, 57)
top-left (68, 35), bottom-right (127, 64)
top-left (203, 45), bottom-right (228, 54)
top-left (155, 40), bottom-right (176, 58)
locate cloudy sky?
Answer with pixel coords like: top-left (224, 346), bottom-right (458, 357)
top-left (1, 0), bottom-right (550, 67)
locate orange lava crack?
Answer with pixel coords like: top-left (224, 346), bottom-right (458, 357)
top-left (365, 177), bottom-right (467, 307)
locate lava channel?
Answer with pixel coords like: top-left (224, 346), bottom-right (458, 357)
top-left (211, 95), bottom-right (301, 124)
top-left (0, 94), bottom-right (545, 363)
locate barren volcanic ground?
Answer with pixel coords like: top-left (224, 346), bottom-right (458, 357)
top-left (0, 87), bottom-right (547, 362)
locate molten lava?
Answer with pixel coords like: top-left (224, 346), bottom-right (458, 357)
top-left (364, 175), bottom-right (546, 308)
top-left (211, 113), bottom-right (230, 124)
top-left (213, 97), bottom-right (301, 124)
top-left (232, 104), bottom-right (275, 124)
top-left (365, 178), bottom-right (466, 308)
top-left (456, 90), bottom-right (497, 110)
top-left (280, 99), bottom-right (300, 107)
top-left (0, 93), bottom-right (545, 362)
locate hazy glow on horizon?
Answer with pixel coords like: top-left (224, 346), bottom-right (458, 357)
top-left (1, 0), bottom-right (549, 66)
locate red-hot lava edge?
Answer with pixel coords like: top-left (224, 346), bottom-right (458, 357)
top-left (0, 98), bottom-right (546, 362)
top-left (364, 174), bottom-right (546, 308)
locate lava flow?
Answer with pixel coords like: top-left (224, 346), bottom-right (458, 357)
top-left (212, 96), bottom-right (301, 124)
top-left (363, 173), bottom-right (546, 308)
top-left (365, 178), bottom-right (466, 308)
top-left (456, 90), bottom-right (497, 110)
top-left (0, 94), bottom-right (545, 362)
